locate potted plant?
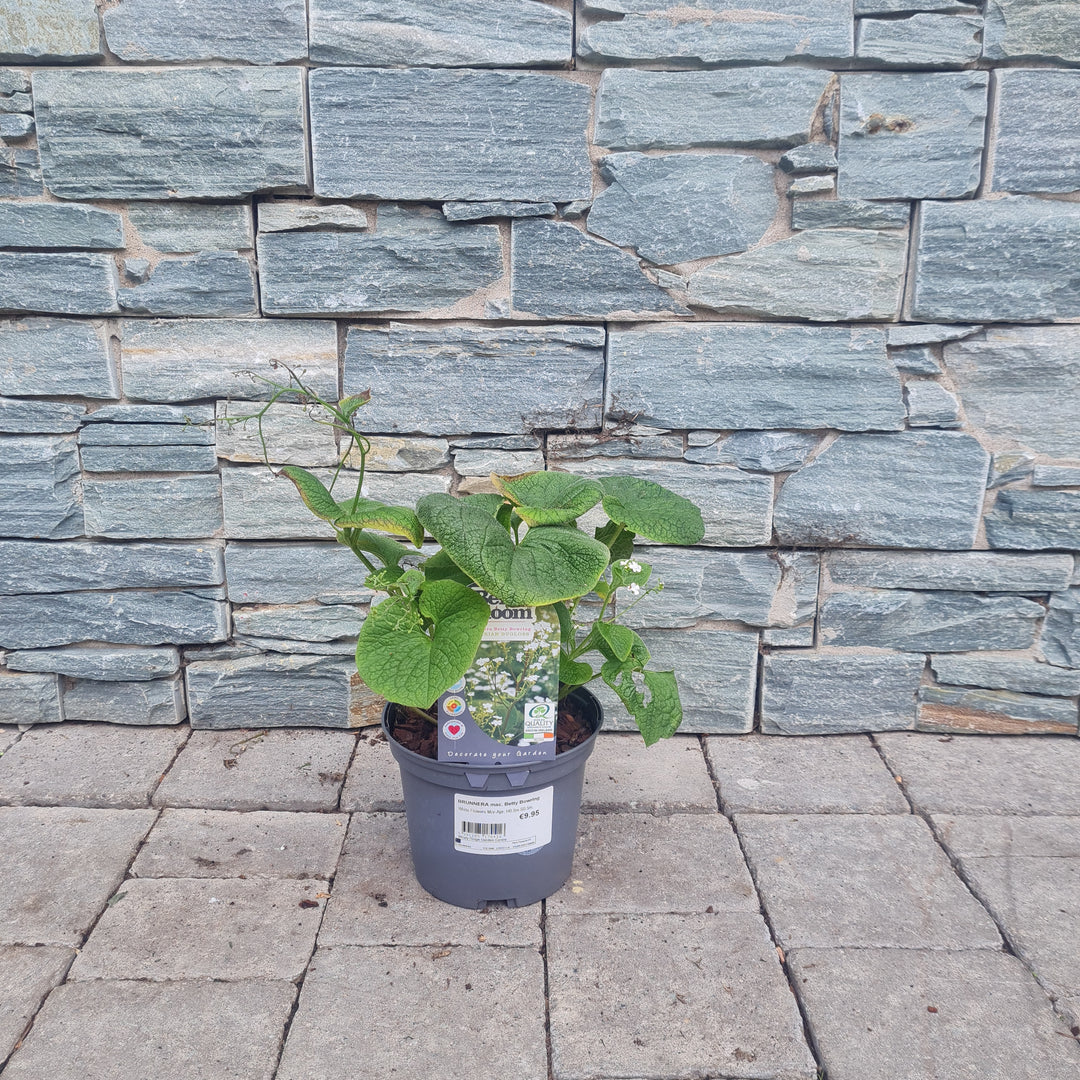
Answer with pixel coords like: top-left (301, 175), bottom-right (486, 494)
top-left (234, 369), bottom-right (705, 908)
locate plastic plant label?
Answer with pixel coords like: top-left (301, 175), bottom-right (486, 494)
top-left (437, 590), bottom-right (561, 764)
top-left (454, 786), bottom-right (554, 855)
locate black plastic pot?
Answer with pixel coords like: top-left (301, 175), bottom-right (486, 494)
top-left (382, 687), bottom-right (603, 909)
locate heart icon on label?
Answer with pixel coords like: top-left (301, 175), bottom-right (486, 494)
top-left (448, 724), bottom-right (461, 735)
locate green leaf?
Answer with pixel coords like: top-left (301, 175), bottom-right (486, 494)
top-left (422, 548), bottom-right (470, 585)
top-left (595, 621), bottom-right (635, 662)
top-left (553, 601), bottom-right (574, 650)
top-left (354, 580), bottom-right (490, 708)
top-left (338, 392), bottom-right (370, 419)
top-left (365, 566), bottom-right (404, 591)
top-left (280, 466), bottom-right (341, 522)
top-left (492, 471), bottom-right (603, 527)
top-left (559, 654), bottom-right (594, 688)
top-left (601, 663), bottom-right (683, 746)
top-left (595, 520), bottom-right (636, 562)
top-left (344, 529), bottom-right (409, 569)
top-left (416, 494), bottom-right (610, 606)
top-left (334, 496), bottom-right (424, 548)
top-left (599, 476), bottom-right (705, 545)
top-left (459, 492), bottom-right (507, 517)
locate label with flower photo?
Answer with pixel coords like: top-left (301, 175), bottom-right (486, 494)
top-left (437, 590), bottom-right (561, 763)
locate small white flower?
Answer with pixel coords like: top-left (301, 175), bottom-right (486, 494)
top-left (625, 582), bottom-right (641, 596)
top-left (491, 718), bottom-right (503, 727)
top-left (625, 559), bottom-right (642, 573)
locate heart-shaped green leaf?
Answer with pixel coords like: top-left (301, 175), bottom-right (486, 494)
top-left (601, 663), bottom-right (682, 746)
top-left (335, 496), bottom-right (424, 548)
top-left (492, 471), bottom-right (603, 527)
top-left (560, 654), bottom-right (594, 688)
top-left (354, 580), bottom-right (490, 708)
top-left (595, 520), bottom-right (637, 562)
top-left (595, 622), bottom-right (635, 663)
top-left (280, 465), bottom-right (339, 522)
top-left (599, 476), bottom-right (705, 545)
top-left (416, 494), bottom-right (610, 606)
top-left (459, 492), bottom-right (507, 517)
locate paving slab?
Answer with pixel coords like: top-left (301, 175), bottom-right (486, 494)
top-left (71, 876), bottom-right (324, 981)
top-left (547, 912), bottom-right (816, 1080)
top-left (580, 733), bottom-right (716, 812)
top-left (735, 814), bottom-right (1002, 949)
top-left (275, 945), bottom-right (547, 1080)
top-left (547, 812), bottom-right (758, 915)
top-left (0, 723), bottom-right (187, 808)
top-left (789, 947), bottom-right (1080, 1080)
top-left (0, 725), bottom-right (19, 753)
top-left (0, 945), bottom-right (74, 1064)
top-left (875, 733), bottom-right (1080, 814)
top-left (932, 814), bottom-right (1080, 858)
top-left (318, 813), bottom-right (541, 947)
top-left (706, 733), bottom-right (909, 814)
top-left (153, 727), bottom-right (355, 811)
top-left (339, 727), bottom-right (404, 812)
top-left (131, 808), bottom-right (348, 880)
top-left (0, 806), bottom-right (155, 946)
top-left (0, 979), bottom-right (296, 1080)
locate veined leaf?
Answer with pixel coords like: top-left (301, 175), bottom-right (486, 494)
top-left (559, 654), bottom-right (594, 688)
top-left (280, 465), bottom-right (340, 522)
top-left (416, 493), bottom-right (609, 606)
top-left (338, 391), bottom-right (370, 419)
top-left (460, 492), bottom-right (507, 517)
top-left (344, 529), bottom-right (409, 569)
top-left (334, 496), bottom-right (423, 547)
top-left (601, 662), bottom-right (682, 746)
top-left (422, 547), bottom-right (471, 585)
top-left (354, 580), bottom-right (489, 708)
top-left (599, 476), bottom-right (705, 545)
top-left (492, 471), bottom-right (603, 527)
top-left (595, 621), bottom-right (635, 662)
top-left (595, 520), bottom-right (636, 562)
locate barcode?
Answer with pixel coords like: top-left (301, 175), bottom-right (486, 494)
top-left (460, 821), bottom-right (506, 837)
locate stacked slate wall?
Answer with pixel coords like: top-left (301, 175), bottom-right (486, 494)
top-left (0, 0), bottom-right (1078, 736)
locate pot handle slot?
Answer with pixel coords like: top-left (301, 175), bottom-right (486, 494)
top-left (507, 769), bottom-right (530, 788)
top-left (465, 771), bottom-right (489, 789)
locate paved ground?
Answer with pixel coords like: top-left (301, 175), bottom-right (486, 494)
top-left (2, 722), bottom-right (1080, 1080)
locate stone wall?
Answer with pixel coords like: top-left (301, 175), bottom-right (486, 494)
top-left (0, 0), bottom-right (1078, 736)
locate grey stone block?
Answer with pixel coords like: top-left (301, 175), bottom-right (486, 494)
top-left (0, 806), bottom-right (155, 945)
top-left (8, 646), bottom-right (180, 682)
top-left (0, 724), bottom-right (187, 809)
top-left (933, 814), bottom-right (1080, 859)
top-left (511, 219), bottom-right (687, 318)
top-left (0, 540), bottom-right (223, 594)
top-left (132, 807), bottom-right (347, 880)
top-left (838, 72), bottom-right (987, 199)
top-left (0, 724), bottom-right (17, 752)
top-left (276, 946), bottom-right (548, 1080)
top-left (83, 475), bottom-right (223, 540)
top-left (118, 253), bottom-right (257, 317)
top-left (792, 198), bottom-right (911, 230)
top-left (761, 652), bottom-right (922, 734)
top-left (687, 432), bottom-right (819, 472)
top-left (443, 200), bottom-right (555, 221)
top-left (0, 148), bottom-right (43, 197)
top-left (308, 0), bottom-right (571, 66)
top-left (932, 656), bottom-right (1080, 697)
top-left (876, 732), bottom-right (1080, 814)
top-left (452, 447), bottom-right (544, 476)
top-left (0, 252), bottom-right (118, 316)
top-left (888, 323), bottom-right (982, 347)
top-left (890, 344), bottom-right (941, 374)
top-left (1, 980), bottom-right (297, 1080)
top-left (986, 490), bottom-right (1080, 551)
top-left (121, 318), bottom-right (337, 404)
top-left (71, 876), bottom-right (323, 981)
top-left (582, 734), bottom-right (716, 813)
top-left (0, 318), bottom-right (117, 398)
top-left (688, 228), bottom-right (906, 321)
top-left (595, 67), bottom-right (833, 151)
top-left (580, 0), bottom-right (851, 65)
top-left (913, 197), bottom-right (1080, 322)
top-left (0, 945), bottom-right (73, 1064)
top-left (257, 201), bottom-right (370, 233)
top-left (779, 142), bottom-right (838, 174)
top-left (233, 603), bottom-right (365, 643)
top-left (1044, 588), bottom-right (1080, 668)
top-left (737, 813), bottom-right (1001, 948)
top-left (103, 0), bottom-right (306, 63)
top-left (984, 0), bottom-right (1080, 63)
top-left (821, 590), bottom-right (1044, 652)
top-left (774, 432), bottom-right (989, 549)
top-left (154, 727), bottom-right (356, 811)
top-left (360, 436), bottom-right (451, 473)
top-left (550, 813), bottom-right (758, 915)
top-left (547, 912), bottom-right (816, 1080)
top-left (0, 590), bottom-right (229, 649)
top-left (550, 432), bottom-right (684, 462)
top-left (79, 419), bottom-right (214, 447)
top-left (216, 400), bottom-right (338, 467)
top-left (0, 112), bottom-right (32, 138)
top-left (128, 202), bottom-right (253, 253)
top-left (225, 542), bottom-right (372, 605)
top-left (826, 551), bottom-right (1073, 593)
top-left (1034, 465), bottom-right (1080, 487)
top-left (789, 948), bottom-right (1080, 1080)
top-left (81, 445), bottom-right (219, 473)
top-left (311, 68), bottom-right (590, 202)
top-left (856, 13), bottom-right (982, 65)
top-left (918, 684), bottom-right (1078, 735)
top-left (338, 731), bottom-right (403, 812)
top-left (946, 327), bottom-right (1080, 460)
top-left (906, 380), bottom-right (961, 427)
top-left (34, 67), bottom-right (307, 200)
top-left (319, 813), bottom-right (542, 947)
top-left (587, 152), bottom-right (777, 265)
top-left (0, 0), bottom-right (100, 61)
top-left (0, 435), bottom-right (83, 540)
top-left (258, 209), bottom-right (503, 315)
top-left (344, 323), bottom-right (605, 435)
top-left (62, 677), bottom-right (186, 725)
top-left (0, 671), bottom-right (62, 724)
top-left (789, 174), bottom-right (835, 195)
top-left (608, 324), bottom-right (902, 431)
top-left (858, 0), bottom-right (985, 11)
top-left (0, 203), bottom-right (123, 250)
top-left (706, 734), bottom-right (909, 814)
top-left (0, 398), bottom-right (85, 434)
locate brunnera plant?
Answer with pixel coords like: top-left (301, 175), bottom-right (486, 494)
top-left (229, 367), bottom-right (706, 746)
